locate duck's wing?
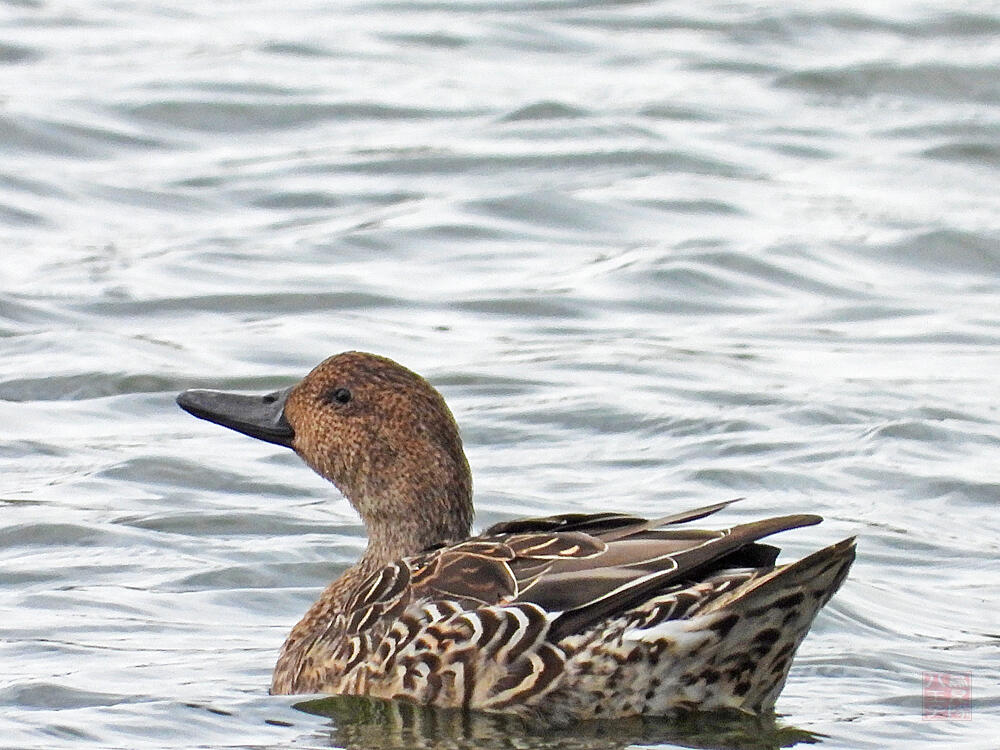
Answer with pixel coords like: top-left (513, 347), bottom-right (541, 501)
top-left (339, 502), bottom-right (819, 641)
top-left (480, 498), bottom-right (741, 538)
top-left (519, 512), bottom-right (821, 641)
top-left (394, 502), bottom-right (820, 641)
top-left (337, 501), bottom-right (739, 632)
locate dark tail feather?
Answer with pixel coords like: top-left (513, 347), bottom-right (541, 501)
top-left (698, 536), bottom-right (856, 712)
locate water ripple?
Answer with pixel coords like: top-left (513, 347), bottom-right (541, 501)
top-left (2, 1), bottom-right (999, 748)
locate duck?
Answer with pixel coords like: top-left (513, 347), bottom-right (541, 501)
top-left (176, 351), bottom-right (854, 723)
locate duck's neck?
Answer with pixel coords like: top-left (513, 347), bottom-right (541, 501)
top-left (352, 481), bottom-right (474, 576)
top-left (359, 513), bottom-right (465, 572)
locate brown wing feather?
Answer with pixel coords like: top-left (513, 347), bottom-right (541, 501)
top-left (481, 512), bottom-right (643, 536)
top-left (545, 514), bottom-right (822, 641)
top-left (594, 498), bottom-right (743, 543)
top-left (501, 531), bottom-right (606, 559)
top-left (481, 499), bottom-right (741, 540)
top-left (419, 549), bottom-right (518, 605)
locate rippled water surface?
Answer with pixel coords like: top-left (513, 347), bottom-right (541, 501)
top-left (2, 1), bottom-right (999, 748)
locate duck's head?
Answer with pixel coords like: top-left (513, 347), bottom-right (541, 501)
top-left (177, 352), bottom-right (473, 561)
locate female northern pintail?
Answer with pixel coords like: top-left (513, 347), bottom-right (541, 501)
top-left (177, 351), bottom-right (854, 723)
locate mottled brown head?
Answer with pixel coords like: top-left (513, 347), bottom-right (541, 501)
top-left (177, 352), bottom-right (473, 562)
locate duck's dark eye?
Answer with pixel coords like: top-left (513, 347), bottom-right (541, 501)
top-left (329, 387), bottom-right (352, 404)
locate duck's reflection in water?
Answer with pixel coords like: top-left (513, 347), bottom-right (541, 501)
top-left (295, 695), bottom-right (820, 750)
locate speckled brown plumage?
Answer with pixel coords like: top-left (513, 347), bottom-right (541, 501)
top-left (176, 351), bottom-right (855, 723)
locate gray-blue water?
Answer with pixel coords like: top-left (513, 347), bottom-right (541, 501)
top-left (2, 2), bottom-right (998, 748)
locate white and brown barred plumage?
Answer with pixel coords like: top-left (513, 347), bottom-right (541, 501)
top-left (177, 351), bottom-right (855, 723)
